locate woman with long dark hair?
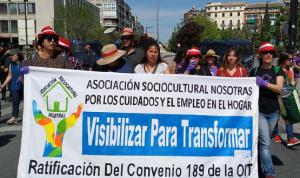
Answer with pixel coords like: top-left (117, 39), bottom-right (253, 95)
top-left (216, 47), bottom-right (247, 77)
top-left (134, 41), bottom-right (170, 74)
top-left (170, 47), bottom-right (188, 74)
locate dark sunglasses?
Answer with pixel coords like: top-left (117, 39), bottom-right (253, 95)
top-left (121, 36), bottom-right (133, 41)
top-left (188, 55), bottom-right (200, 58)
top-left (261, 51), bottom-right (274, 55)
top-left (44, 35), bottom-right (58, 42)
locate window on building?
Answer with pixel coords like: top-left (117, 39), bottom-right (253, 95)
top-left (27, 3), bottom-right (35, 14)
top-left (9, 3), bottom-right (17, 14)
top-left (0, 3), bottom-right (7, 14)
top-left (0, 20), bottom-right (8, 32)
top-left (230, 12), bottom-right (232, 16)
top-left (215, 7), bottom-right (217, 10)
top-left (222, 13), bottom-right (225, 17)
top-left (230, 20), bottom-right (232, 26)
top-left (11, 20), bottom-right (17, 33)
top-left (238, 12), bottom-right (240, 16)
top-left (18, 3), bottom-right (25, 14)
top-left (215, 13), bottom-right (217, 17)
top-left (237, 20), bottom-right (241, 26)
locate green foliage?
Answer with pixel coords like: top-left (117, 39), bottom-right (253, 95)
top-left (220, 28), bottom-right (247, 40)
top-left (193, 16), bottom-right (221, 41)
top-left (261, 2), bottom-right (272, 41)
top-left (167, 15), bottom-right (221, 52)
top-left (55, 4), bottom-right (113, 43)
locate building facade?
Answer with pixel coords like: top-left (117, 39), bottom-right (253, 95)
top-left (205, 2), bottom-right (246, 30)
top-left (184, 5), bottom-right (204, 22)
top-left (0, 0), bottom-right (99, 45)
top-left (88, 0), bottom-right (143, 34)
top-left (244, 2), bottom-right (283, 32)
top-left (0, 0), bottom-right (36, 44)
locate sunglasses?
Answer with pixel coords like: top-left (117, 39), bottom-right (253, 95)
top-left (44, 35), bottom-right (58, 42)
top-left (188, 55), bottom-right (200, 59)
top-left (121, 36), bottom-right (133, 41)
top-left (261, 51), bottom-right (274, 55)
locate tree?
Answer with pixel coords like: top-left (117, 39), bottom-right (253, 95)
top-left (193, 16), bottom-right (221, 41)
top-left (55, 4), bottom-right (110, 41)
top-left (261, 2), bottom-right (272, 41)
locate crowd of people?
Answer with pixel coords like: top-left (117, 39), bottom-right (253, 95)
top-left (1, 26), bottom-right (300, 178)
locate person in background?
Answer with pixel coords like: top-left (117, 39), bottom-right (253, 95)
top-left (0, 50), bottom-right (24, 124)
top-left (272, 53), bottom-right (300, 147)
top-left (25, 26), bottom-right (73, 69)
top-left (184, 47), bottom-right (211, 76)
top-left (83, 44), bottom-right (96, 71)
top-left (120, 27), bottom-right (144, 68)
top-left (170, 47), bottom-right (188, 74)
top-left (291, 56), bottom-right (300, 96)
top-left (217, 47), bottom-right (247, 77)
top-left (58, 37), bottom-right (83, 70)
top-left (204, 49), bottom-right (218, 76)
top-left (134, 40), bottom-right (170, 74)
top-left (0, 47), bottom-right (11, 100)
top-left (93, 44), bottom-right (133, 73)
top-left (250, 42), bottom-right (284, 178)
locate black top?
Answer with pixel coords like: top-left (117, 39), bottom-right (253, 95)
top-left (192, 67), bottom-right (212, 76)
top-left (250, 66), bottom-right (285, 114)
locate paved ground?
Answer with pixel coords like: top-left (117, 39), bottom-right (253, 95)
top-left (0, 99), bottom-right (299, 178)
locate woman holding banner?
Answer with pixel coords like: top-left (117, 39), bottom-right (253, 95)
top-left (216, 47), bottom-right (247, 77)
top-left (250, 42), bottom-right (285, 178)
top-left (134, 40), bottom-right (170, 74)
top-left (183, 47), bottom-right (211, 76)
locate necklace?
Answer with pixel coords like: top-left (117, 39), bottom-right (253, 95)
top-left (144, 63), bottom-right (158, 74)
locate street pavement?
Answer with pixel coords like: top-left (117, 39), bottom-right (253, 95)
top-left (0, 99), bottom-right (300, 178)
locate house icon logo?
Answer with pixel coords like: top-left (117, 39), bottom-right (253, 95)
top-left (32, 76), bottom-right (82, 157)
top-left (43, 81), bottom-right (73, 113)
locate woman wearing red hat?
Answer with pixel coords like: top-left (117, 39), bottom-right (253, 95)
top-left (216, 47), bottom-right (247, 77)
top-left (25, 26), bottom-right (73, 69)
top-left (250, 42), bottom-right (285, 178)
top-left (184, 47), bottom-right (211, 76)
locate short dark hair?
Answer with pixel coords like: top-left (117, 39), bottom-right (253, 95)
top-left (278, 53), bottom-right (289, 65)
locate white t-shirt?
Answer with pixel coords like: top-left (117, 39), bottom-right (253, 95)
top-left (134, 63), bottom-right (169, 74)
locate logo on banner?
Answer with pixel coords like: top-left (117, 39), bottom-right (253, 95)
top-left (32, 76), bottom-right (83, 157)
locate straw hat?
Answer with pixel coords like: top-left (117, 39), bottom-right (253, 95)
top-left (37, 26), bottom-right (59, 39)
top-left (121, 27), bottom-right (134, 37)
top-left (205, 49), bottom-right (218, 58)
top-left (97, 44), bottom-right (126, 66)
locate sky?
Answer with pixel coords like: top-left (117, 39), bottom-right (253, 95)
top-left (125, 0), bottom-right (279, 43)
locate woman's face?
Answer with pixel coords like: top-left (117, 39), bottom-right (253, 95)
top-left (146, 45), bottom-right (159, 64)
top-left (227, 50), bottom-right (238, 65)
top-left (260, 51), bottom-right (274, 64)
top-left (11, 54), bottom-right (18, 62)
top-left (206, 56), bottom-right (215, 65)
top-left (42, 35), bottom-right (58, 51)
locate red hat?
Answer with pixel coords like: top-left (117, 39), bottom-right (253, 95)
top-left (58, 37), bottom-right (71, 51)
top-left (37, 26), bottom-right (59, 39)
top-left (121, 27), bottom-right (134, 37)
top-left (258, 42), bottom-right (275, 53)
top-left (187, 47), bottom-right (201, 56)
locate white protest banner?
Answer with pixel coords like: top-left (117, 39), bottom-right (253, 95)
top-left (18, 67), bottom-right (259, 178)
